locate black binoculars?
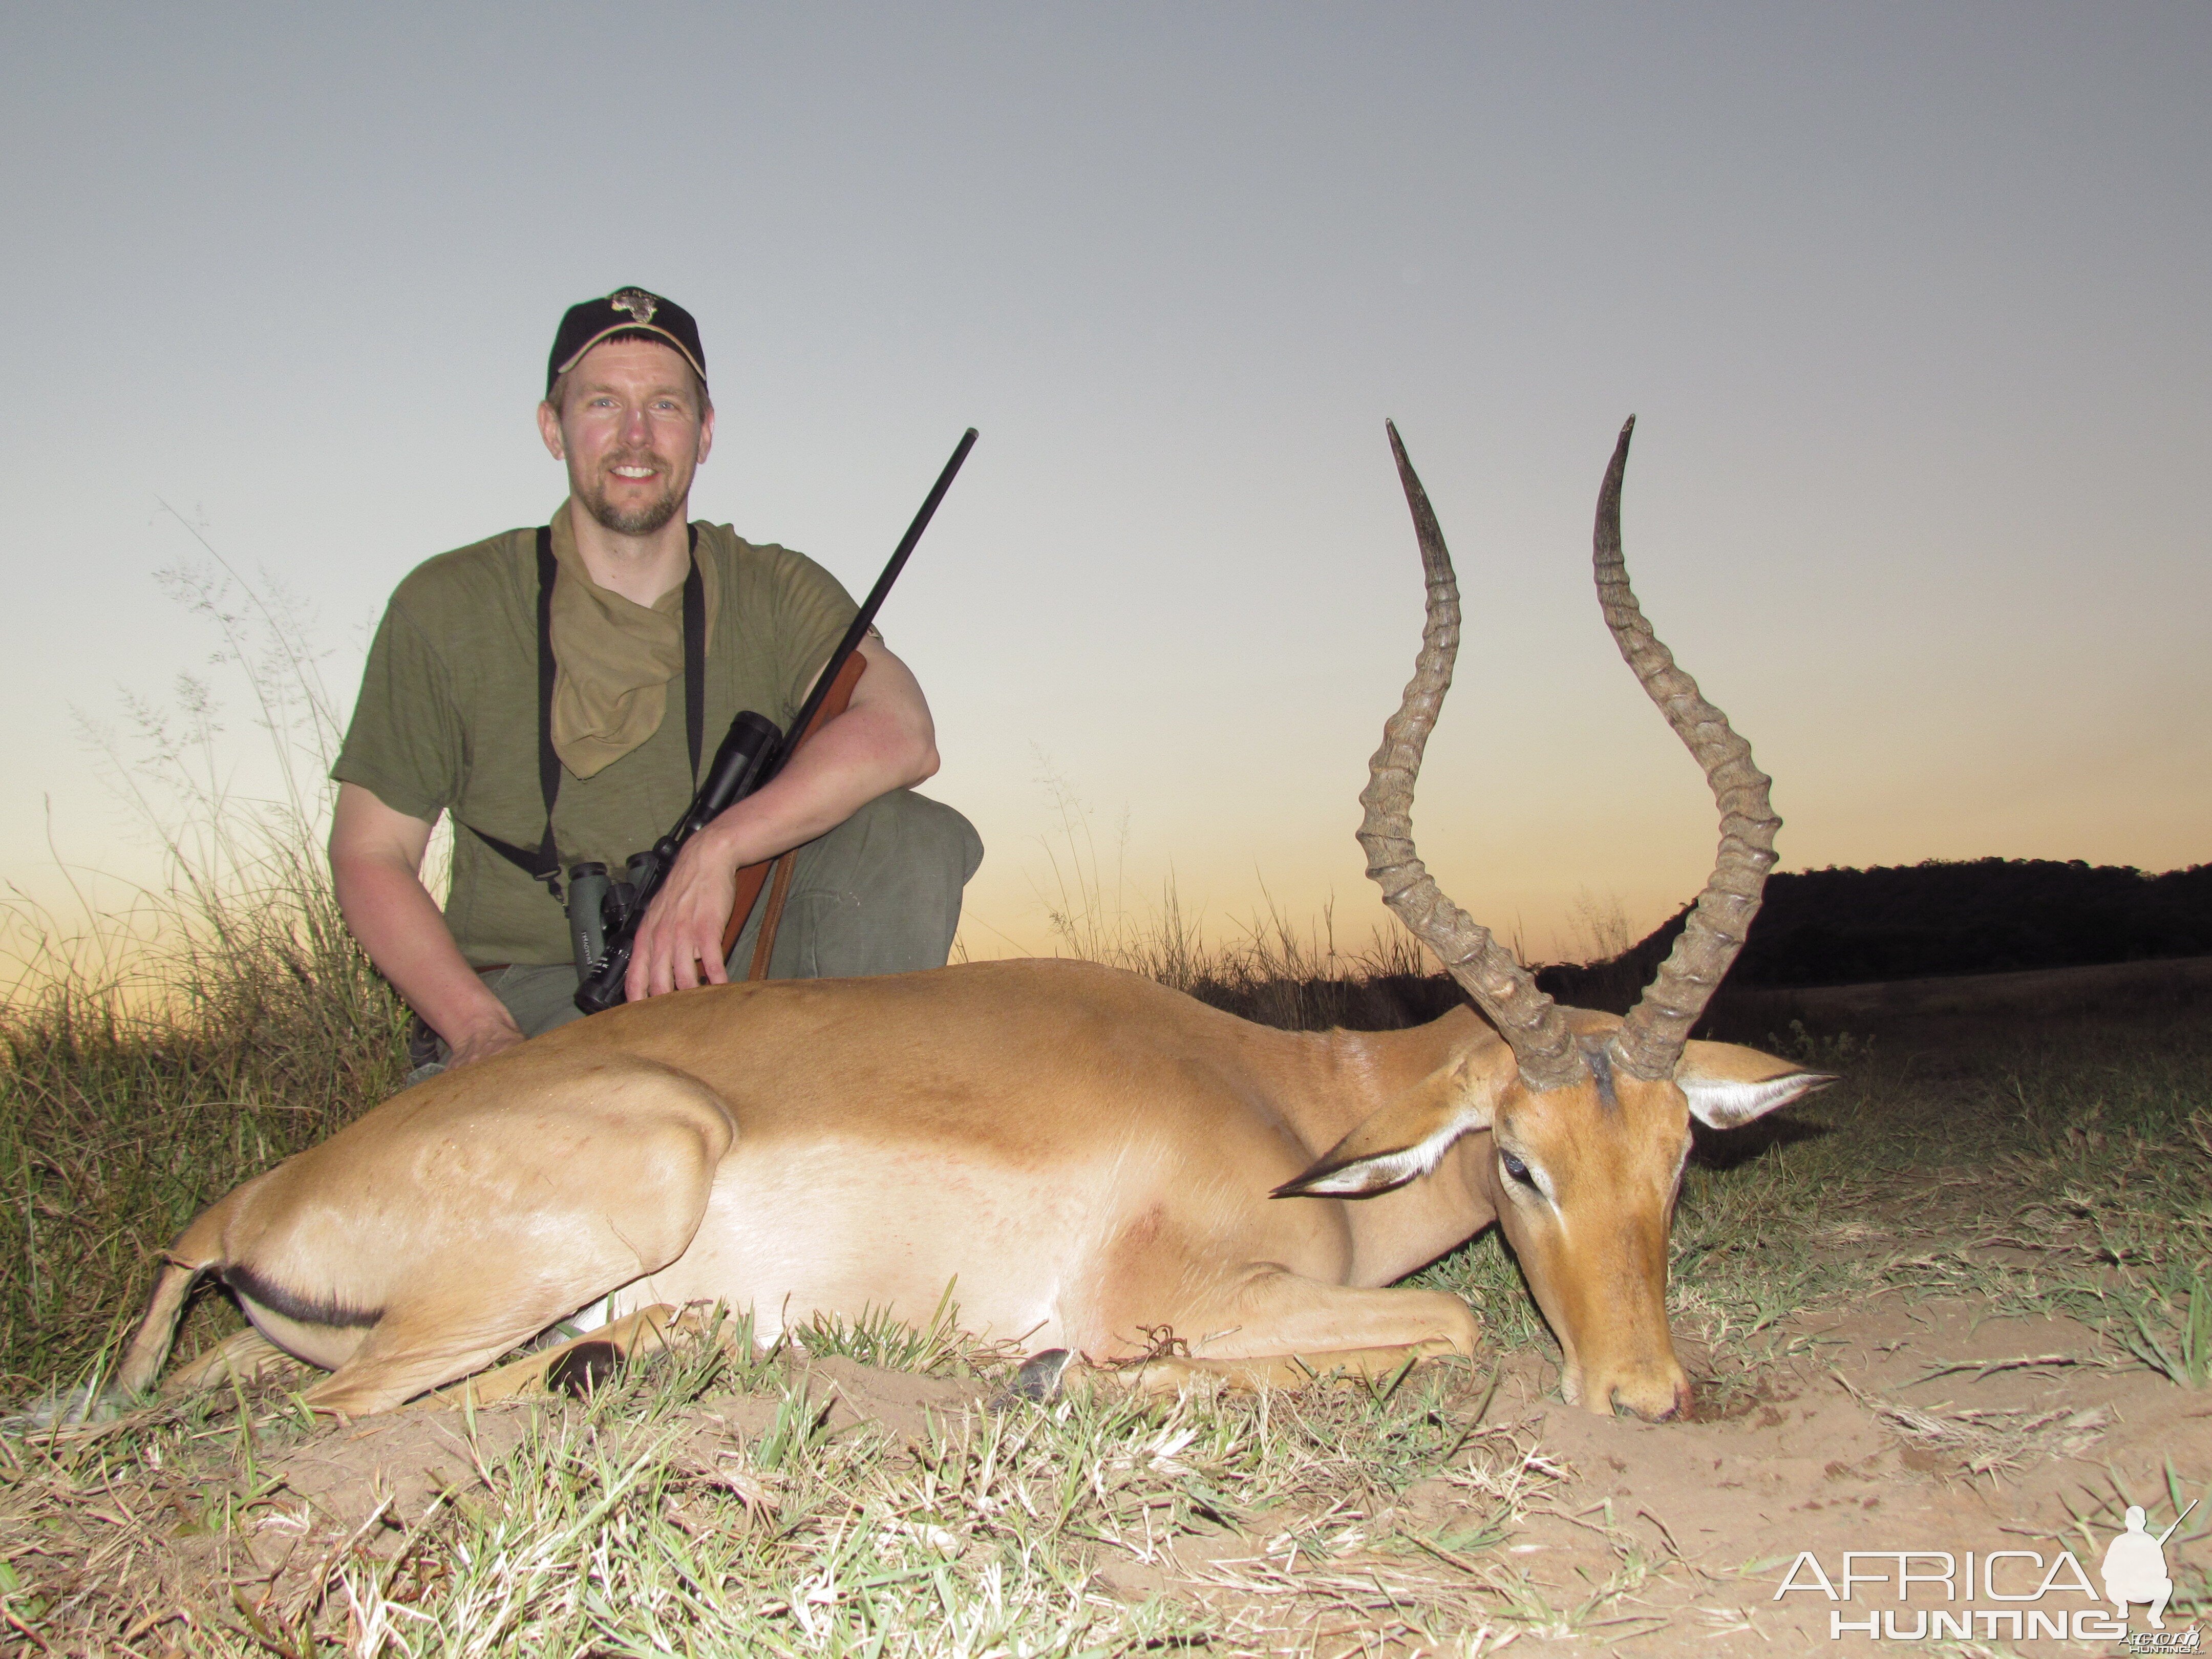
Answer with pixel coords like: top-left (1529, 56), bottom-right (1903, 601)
top-left (568, 710), bottom-right (785, 1014)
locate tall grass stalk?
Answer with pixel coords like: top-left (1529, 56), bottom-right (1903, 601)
top-left (1, 550), bottom-right (410, 1399)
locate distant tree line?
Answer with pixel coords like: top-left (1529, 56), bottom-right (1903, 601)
top-left (1535, 858), bottom-right (2212, 1003)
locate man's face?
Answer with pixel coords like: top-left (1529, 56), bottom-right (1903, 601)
top-left (537, 337), bottom-right (714, 537)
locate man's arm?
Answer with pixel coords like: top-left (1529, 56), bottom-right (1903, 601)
top-left (625, 634), bottom-right (939, 998)
top-left (329, 783), bottom-right (528, 1067)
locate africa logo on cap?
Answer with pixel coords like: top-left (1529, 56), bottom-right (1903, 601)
top-left (547, 287), bottom-right (707, 396)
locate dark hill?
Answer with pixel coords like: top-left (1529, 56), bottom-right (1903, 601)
top-left (1536, 858), bottom-right (2212, 1004)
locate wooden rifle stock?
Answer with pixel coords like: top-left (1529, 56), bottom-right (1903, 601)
top-left (719, 651), bottom-right (867, 969)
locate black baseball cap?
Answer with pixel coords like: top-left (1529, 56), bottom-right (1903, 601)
top-left (546, 287), bottom-right (708, 396)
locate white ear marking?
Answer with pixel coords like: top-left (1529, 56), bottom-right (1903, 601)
top-left (1273, 1105), bottom-right (1486, 1199)
top-left (1681, 1071), bottom-right (1835, 1130)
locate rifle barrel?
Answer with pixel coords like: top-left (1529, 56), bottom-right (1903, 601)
top-left (770, 427), bottom-right (976, 783)
top-left (2157, 1498), bottom-right (2198, 1545)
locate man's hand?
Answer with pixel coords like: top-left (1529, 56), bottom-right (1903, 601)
top-left (620, 635), bottom-right (941, 1002)
top-left (445, 1014), bottom-right (530, 1070)
top-left (330, 783), bottom-right (535, 1058)
top-left (625, 826), bottom-right (741, 999)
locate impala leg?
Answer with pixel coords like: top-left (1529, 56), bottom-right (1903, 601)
top-left (1122, 1269), bottom-right (1482, 1395)
top-left (297, 1290), bottom-right (697, 1417)
top-left (243, 1058), bottom-right (737, 1419)
top-left (162, 1327), bottom-right (294, 1397)
top-left (297, 1310), bottom-right (577, 1419)
top-left (430, 1305), bottom-right (703, 1408)
top-left (112, 1258), bottom-right (212, 1397)
top-left (292, 1236), bottom-right (716, 1419)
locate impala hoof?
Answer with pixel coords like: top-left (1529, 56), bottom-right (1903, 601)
top-left (1005, 1348), bottom-right (1072, 1405)
top-left (1, 1382), bottom-right (119, 1434)
top-left (546, 1339), bottom-right (622, 1398)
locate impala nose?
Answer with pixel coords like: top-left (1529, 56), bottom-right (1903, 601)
top-left (1605, 1372), bottom-right (1694, 1423)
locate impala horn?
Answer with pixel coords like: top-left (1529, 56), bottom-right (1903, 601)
top-left (1359, 422), bottom-right (1584, 1092)
top-left (1594, 417), bottom-right (1781, 1080)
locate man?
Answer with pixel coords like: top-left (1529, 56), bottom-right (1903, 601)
top-left (331, 287), bottom-right (982, 1071)
top-left (2101, 1505), bottom-right (2177, 1629)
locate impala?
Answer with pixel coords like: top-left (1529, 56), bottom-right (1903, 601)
top-left (84, 420), bottom-right (1828, 1426)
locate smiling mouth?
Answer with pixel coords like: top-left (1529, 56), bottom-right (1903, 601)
top-left (610, 464), bottom-right (658, 481)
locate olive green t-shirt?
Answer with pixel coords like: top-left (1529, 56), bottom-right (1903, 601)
top-left (333, 517), bottom-right (857, 966)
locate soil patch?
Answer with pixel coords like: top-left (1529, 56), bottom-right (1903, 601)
top-left (1445, 1297), bottom-right (2210, 1654)
top-left (5, 1309), bottom-right (2204, 1653)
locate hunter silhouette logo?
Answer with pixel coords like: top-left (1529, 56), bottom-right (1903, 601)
top-left (2107, 1500), bottom-right (2194, 1631)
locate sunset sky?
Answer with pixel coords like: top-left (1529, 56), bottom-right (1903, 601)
top-left (3, 6), bottom-right (2206, 972)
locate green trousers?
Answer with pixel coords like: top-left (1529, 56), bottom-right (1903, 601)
top-left (430, 788), bottom-right (983, 1058)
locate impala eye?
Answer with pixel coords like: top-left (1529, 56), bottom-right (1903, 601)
top-left (1501, 1151), bottom-right (1538, 1187)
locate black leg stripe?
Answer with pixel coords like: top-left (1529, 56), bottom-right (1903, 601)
top-left (220, 1264), bottom-right (381, 1330)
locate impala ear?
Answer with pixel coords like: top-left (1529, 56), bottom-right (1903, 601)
top-left (1272, 1050), bottom-right (1512, 1199)
top-left (1676, 1040), bottom-right (1837, 1131)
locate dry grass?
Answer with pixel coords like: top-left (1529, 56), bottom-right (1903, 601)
top-left (0, 1311), bottom-right (1566, 1655)
top-left (0, 834), bottom-right (409, 1407)
top-left (1827, 1369), bottom-right (2115, 1478)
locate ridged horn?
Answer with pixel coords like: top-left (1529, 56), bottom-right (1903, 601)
top-left (1360, 422), bottom-right (1583, 1092)
top-left (1594, 417), bottom-right (1781, 1080)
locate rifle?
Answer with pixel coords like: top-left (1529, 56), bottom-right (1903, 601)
top-left (569, 427), bottom-right (978, 1013)
top-left (2158, 1499), bottom-right (2199, 1547)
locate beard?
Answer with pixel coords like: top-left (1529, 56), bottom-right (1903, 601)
top-left (580, 454), bottom-right (687, 537)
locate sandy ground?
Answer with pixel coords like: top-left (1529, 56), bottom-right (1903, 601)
top-left (1467, 1295), bottom-right (2208, 1654)
top-left (11, 1303), bottom-right (2205, 1654)
top-left (1053, 1294), bottom-right (2206, 1654)
top-left (264, 1307), bottom-right (2208, 1655)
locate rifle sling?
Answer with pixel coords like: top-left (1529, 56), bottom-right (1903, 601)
top-left (462, 523), bottom-right (704, 899)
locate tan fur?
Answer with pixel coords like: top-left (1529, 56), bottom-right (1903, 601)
top-left (107, 963), bottom-right (1824, 1420)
